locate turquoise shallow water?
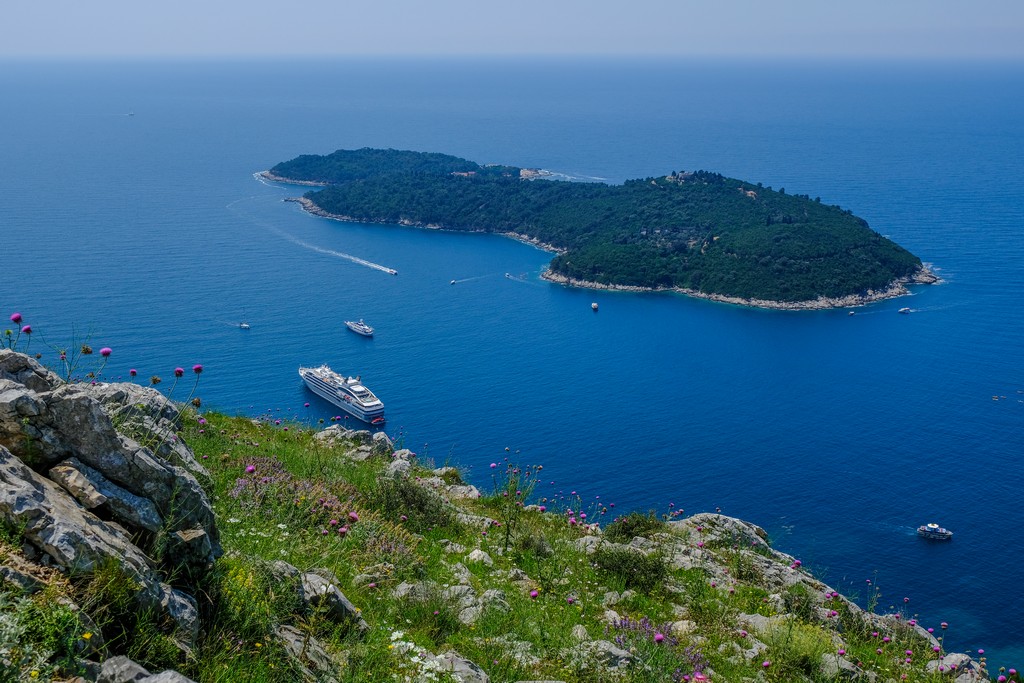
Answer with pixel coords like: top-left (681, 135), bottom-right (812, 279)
top-left (2, 58), bottom-right (1023, 668)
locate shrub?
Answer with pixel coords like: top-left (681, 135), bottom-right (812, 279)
top-left (372, 476), bottom-right (457, 533)
top-left (515, 531), bottom-right (554, 559)
top-left (437, 468), bottom-right (465, 485)
top-left (783, 583), bottom-right (819, 623)
top-left (604, 511), bottom-right (665, 543)
top-left (346, 511), bottom-right (423, 580)
top-left (0, 591), bottom-right (60, 681)
top-left (593, 545), bottom-right (669, 593)
top-left (761, 619), bottom-right (832, 679)
top-left (73, 561), bottom-right (180, 672)
top-left (205, 556), bottom-right (300, 640)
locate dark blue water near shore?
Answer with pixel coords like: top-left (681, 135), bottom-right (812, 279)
top-left (3, 58), bottom-right (1023, 668)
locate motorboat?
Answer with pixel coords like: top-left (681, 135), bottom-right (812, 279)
top-left (345, 319), bottom-right (374, 337)
top-left (917, 522), bottom-right (953, 540)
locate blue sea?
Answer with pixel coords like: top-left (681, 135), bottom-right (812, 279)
top-left (3, 58), bottom-right (1022, 669)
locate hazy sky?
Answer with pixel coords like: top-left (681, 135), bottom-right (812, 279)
top-left (3, 0), bottom-right (1022, 60)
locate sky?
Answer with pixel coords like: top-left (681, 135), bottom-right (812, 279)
top-left (3, 0), bottom-right (1022, 60)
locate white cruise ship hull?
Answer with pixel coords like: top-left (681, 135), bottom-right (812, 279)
top-left (299, 366), bottom-right (385, 425)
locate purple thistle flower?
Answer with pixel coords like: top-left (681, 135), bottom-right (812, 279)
top-left (192, 364), bottom-right (203, 374)
top-left (174, 367), bottom-right (184, 377)
top-left (129, 368), bottom-right (137, 377)
top-left (10, 313), bottom-right (22, 324)
top-left (530, 590), bottom-right (538, 599)
top-left (21, 325), bottom-right (31, 335)
top-left (100, 347), bottom-right (112, 357)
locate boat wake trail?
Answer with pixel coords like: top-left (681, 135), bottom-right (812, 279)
top-left (226, 194), bottom-right (397, 275)
top-left (274, 228), bottom-right (398, 275)
top-left (449, 275), bottom-right (491, 284)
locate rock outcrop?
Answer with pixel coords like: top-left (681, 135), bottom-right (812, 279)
top-left (0, 350), bottom-right (220, 650)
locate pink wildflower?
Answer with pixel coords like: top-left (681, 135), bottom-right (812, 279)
top-left (100, 347), bottom-right (112, 357)
top-left (21, 325), bottom-right (31, 334)
top-left (174, 367), bottom-right (184, 377)
top-left (9, 313), bottom-right (22, 324)
top-left (192, 364), bottom-right (203, 374)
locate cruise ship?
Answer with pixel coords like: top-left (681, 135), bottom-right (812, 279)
top-left (298, 365), bottom-right (385, 425)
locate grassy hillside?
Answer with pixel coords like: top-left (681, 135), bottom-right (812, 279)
top-left (3, 411), bottom-right (991, 682)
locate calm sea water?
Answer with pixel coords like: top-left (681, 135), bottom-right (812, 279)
top-left (2, 58), bottom-right (1022, 668)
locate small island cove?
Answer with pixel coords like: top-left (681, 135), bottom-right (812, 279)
top-left (261, 149), bottom-right (938, 311)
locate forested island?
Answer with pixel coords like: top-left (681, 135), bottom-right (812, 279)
top-left (264, 148), bottom-right (936, 308)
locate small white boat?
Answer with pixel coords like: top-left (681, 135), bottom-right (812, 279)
top-left (898, 307), bottom-right (912, 314)
top-left (848, 311), bottom-right (855, 316)
top-left (591, 302), bottom-right (599, 311)
top-left (917, 522), bottom-right (953, 540)
top-left (239, 322), bottom-right (251, 330)
top-left (345, 319), bottom-right (374, 337)
top-left (450, 279), bottom-right (456, 285)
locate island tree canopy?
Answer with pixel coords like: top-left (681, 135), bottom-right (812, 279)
top-left (269, 148), bottom-right (923, 303)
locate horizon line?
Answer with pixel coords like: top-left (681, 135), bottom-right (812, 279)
top-left (3, 52), bottom-right (1023, 64)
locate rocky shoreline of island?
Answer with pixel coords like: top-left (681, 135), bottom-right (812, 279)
top-left (284, 196), bottom-right (567, 254)
top-left (542, 266), bottom-right (940, 311)
top-left (275, 181), bottom-right (937, 311)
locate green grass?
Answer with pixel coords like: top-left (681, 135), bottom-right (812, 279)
top-left (1, 411), bottom-right (996, 682)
